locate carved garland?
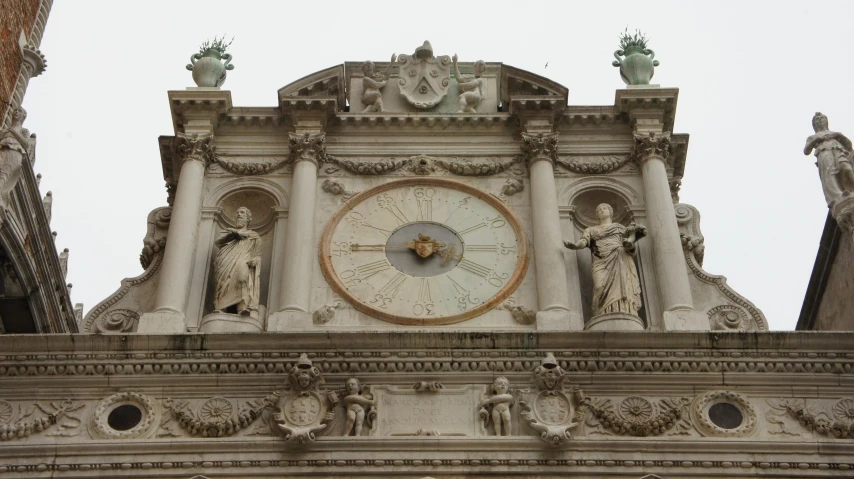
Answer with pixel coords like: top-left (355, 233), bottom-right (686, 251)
top-left (325, 155), bottom-right (410, 175)
top-left (213, 155), bottom-right (292, 175)
top-left (554, 155), bottom-right (631, 174)
top-left (781, 399), bottom-right (854, 438)
top-left (162, 394), bottom-right (276, 438)
top-left (433, 157), bottom-right (522, 176)
top-left (581, 396), bottom-right (690, 437)
top-left (0, 400), bottom-right (82, 441)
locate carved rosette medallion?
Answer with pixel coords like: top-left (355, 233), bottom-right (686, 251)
top-left (833, 399), bottom-right (854, 424)
top-left (271, 354), bottom-right (338, 444)
top-left (198, 398), bottom-right (234, 424)
top-left (520, 132), bottom-right (558, 166)
top-left (619, 396), bottom-right (654, 424)
top-left (397, 41), bottom-right (451, 109)
top-left (631, 132), bottom-right (671, 164)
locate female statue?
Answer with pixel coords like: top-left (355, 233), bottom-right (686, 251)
top-left (213, 207), bottom-right (262, 318)
top-left (0, 106), bottom-right (33, 209)
top-left (804, 112), bottom-right (854, 205)
top-left (564, 203), bottom-right (646, 318)
top-left (361, 55), bottom-right (396, 113)
top-left (451, 55), bottom-right (486, 113)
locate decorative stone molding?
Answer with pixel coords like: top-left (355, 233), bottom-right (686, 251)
top-left (271, 354), bottom-right (338, 444)
top-left (498, 297), bottom-right (536, 324)
top-left (412, 381), bottom-right (444, 393)
top-left (581, 396), bottom-right (691, 437)
top-left (0, 400), bottom-right (83, 441)
top-left (520, 132), bottom-right (558, 165)
top-left (631, 132), bottom-right (671, 164)
top-left (21, 44), bottom-right (47, 78)
top-left (91, 392), bottom-right (159, 439)
top-left (160, 395), bottom-right (276, 438)
top-left (691, 391), bottom-right (757, 438)
top-left (707, 304), bottom-right (750, 331)
top-left (312, 300), bottom-right (345, 324)
top-left (90, 309), bottom-right (139, 334)
top-left (768, 397), bottom-right (854, 438)
top-left (519, 353), bottom-right (583, 446)
top-left (288, 133), bottom-right (327, 166)
top-left (176, 134), bottom-right (215, 165)
top-left (408, 155), bottom-right (436, 175)
top-left (320, 179), bottom-right (354, 202)
top-left (675, 203), bottom-right (768, 331)
top-left (554, 155), bottom-right (631, 175)
top-left (42, 191), bottom-right (52, 222)
top-left (325, 155), bottom-right (409, 175)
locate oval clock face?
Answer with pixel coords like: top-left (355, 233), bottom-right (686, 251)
top-left (320, 178), bottom-right (529, 325)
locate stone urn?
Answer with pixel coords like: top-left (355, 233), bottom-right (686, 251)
top-left (186, 48), bottom-right (234, 88)
top-left (612, 45), bottom-right (659, 86)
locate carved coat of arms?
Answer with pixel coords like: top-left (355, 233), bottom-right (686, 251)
top-left (519, 352), bottom-right (583, 446)
top-left (271, 354), bottom-right (338, 444)
top-left (397, 41), bottom-right (451, 109)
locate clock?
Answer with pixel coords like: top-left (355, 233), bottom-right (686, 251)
top-left (320, 178), bottom-right (529, 325)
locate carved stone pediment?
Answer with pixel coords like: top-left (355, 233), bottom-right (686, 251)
top-left (278, 64), bottom-right (345, 106)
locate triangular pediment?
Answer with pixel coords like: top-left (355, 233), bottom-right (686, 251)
top-left (500, 64), bottom-right (568, 103)
top-left (278, 64), bottom-right (345, 104)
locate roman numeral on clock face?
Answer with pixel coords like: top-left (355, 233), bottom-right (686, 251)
top-left (458, 258), bottom-right (491, 278)
top-left (466, 244), bottom-right (497, 253)
top-left (356, 260), bottom-right (390, 280)
top-left (457, 223), bottom-right (487, 236)
top-left (378, 272), bottom-right (407, 298)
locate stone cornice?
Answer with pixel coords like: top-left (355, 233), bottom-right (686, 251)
top-left (614, 87), bottom-right (679, 133)
top-left (167, 89), bottom-right (232, 135)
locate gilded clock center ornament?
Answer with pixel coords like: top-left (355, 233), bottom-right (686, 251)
top-left (320, 178), bottom-right (529, 325)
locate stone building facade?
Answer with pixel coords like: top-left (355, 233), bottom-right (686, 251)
top-left (2, 36), bottom-right (854, 478)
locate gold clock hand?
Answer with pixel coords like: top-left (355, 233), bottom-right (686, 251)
top-left (350, 244), bottom-right (413, 251)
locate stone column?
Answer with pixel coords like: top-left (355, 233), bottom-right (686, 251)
top-left (268, 133), bottom-right (326, 330)
top-left (138, 134), bottom-right (212, 333)
top-left (522, 133), bottom-right (583, 330)
top-left (632, 132), bottom-right (706, 329)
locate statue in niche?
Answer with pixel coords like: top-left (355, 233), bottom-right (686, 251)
top-left (479, 377), bottom-right (514, 436)
top-left (213, 206), bottom-right (262, 318)
top-left (564, 203), bottom-right (646, 318)
top-left (452, 55), bottom-right (486, 113)
top-left (342, 377), bottom-right (375, 436)
top-left (804, 112), bottom-right (854, 206)
top-left (0, 106), bottom-right (33, 209)
top-left (361, 55), bottom-right (397, 113)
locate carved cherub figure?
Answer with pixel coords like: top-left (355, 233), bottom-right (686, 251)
top-left (0, 106), bottom-right (33, 209)
top-left (361, 55), bottom-right (397, 113)
top-left (342, 377), bottom-right (375, 436)
top-left (479, 377), bottom-right (515, 436)
top-left (452, 55), bottom-right (486, 113)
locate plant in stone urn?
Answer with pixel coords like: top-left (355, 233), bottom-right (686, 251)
top-left (612, 28), bottom-right (659, 86)
top-left (186, 35), bottom-right (235, 87)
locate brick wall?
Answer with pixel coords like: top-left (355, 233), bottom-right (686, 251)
top-left (0, 0), bottom-right (40, 121)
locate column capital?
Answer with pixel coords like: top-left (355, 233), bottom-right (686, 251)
top-left (288, 132), bottom-right (327, 167)
top-left (631, 131), bottom-right (671, 164)
top-left (176, 133), bottom-right (214, 166)
top-left (21, 44), bottom-right (47, 79)
top-left (520, 132), bottom-right (558, 166)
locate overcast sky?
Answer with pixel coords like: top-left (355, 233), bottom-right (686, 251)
top-left (20, 1), bottom-right (854, 331)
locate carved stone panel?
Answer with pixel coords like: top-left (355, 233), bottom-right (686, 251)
top-left (373, 385), bottom-right (482, 437)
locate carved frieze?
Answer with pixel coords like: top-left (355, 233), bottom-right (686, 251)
top-left (0, 400), bottom-right (83, 441)
top-left (581, 396), bottom-right (691, 437)
top-left (767, 397), bottom-right (854, 439)
top-left (160, 395), bottom-right (275, 438)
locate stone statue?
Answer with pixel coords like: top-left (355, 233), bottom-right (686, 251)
top-left (564, 203), bottom-right (646, 318)
top-left (361, 55), bottom-right (396, 113)
top-left (342, 377), bottom-right (375, 436)
top-left (804, 112), bottom-right (854, 206)
top-left (451, 55), bottom-right (486, 113)
top-left (0, 106), bottom-right (33, 209)
top-left (479, 377), bottom-right (514, 436)
top-left (213, 206), bottom-right (262, 318)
